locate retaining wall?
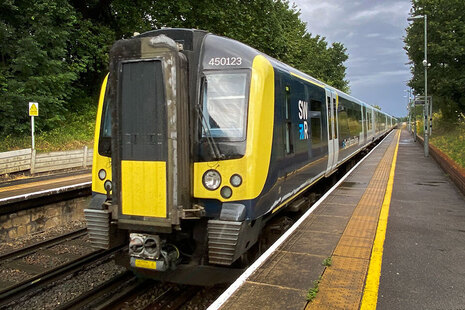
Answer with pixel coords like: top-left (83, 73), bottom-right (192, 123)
top-left (0, 196), bottom-right (90, 241)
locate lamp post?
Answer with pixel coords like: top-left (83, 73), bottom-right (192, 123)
top-left (404, 89), bottom-right (412, 132)
top-left (408, 14), bottom-right (429, 157)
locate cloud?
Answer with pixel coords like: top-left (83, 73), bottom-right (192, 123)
top-left (350, 69), bottom-right (410, 87)
top-left (366, 33), bottom-right (381, 38)
top-left (292, 0), bottom-right (412, 116)
top-left (349, 1), bottom-right (411, 25)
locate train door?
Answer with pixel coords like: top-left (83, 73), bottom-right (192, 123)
top-left (325, 89), bottom-right (339, 176)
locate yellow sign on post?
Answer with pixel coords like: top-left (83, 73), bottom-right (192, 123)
top-left (29, 102), bottom-right (39, 116)
top-left (29, 102), bottom-right (38, 150)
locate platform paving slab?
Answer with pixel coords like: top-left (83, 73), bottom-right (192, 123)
top-left (377, 129), bottom-right (465, 310)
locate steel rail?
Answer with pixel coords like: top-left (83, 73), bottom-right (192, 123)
top-left (0, 245), bottom-right (125, 307)
top-left (55, 271), bottom-right (144, 310)
top-left (0, 228), bottom-right (87, 262)
top-left (145, 286), bottom-right (202, 310)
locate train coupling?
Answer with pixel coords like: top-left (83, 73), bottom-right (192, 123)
top-left (128, 233), bottom-right (180, 272)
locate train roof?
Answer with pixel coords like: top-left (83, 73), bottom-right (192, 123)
top-left (134, 28), bottom-right (394, 119)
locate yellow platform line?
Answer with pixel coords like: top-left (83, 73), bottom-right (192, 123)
top-left (360, 131), bottom-right (401, 309)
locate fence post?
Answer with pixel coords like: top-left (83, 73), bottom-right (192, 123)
top-left (83, 146), bottom-right (88, 168)
top-left (30, 149), bottom-right (36, 175)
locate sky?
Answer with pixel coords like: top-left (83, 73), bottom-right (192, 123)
top-left (292, 0), bottom-right (412, 117)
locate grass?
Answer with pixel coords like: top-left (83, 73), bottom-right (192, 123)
top-left (0, 107), bottom-right (96, 153)
top-left (306, 277), bottom-right (321, 302)
top-left (322, 256), bottom-right (332, 267)
top-left (413, 111), bottom-right (465, 169)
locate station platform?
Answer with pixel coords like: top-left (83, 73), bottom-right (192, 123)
top-left (210, 128), bottom-right (465, 310)
top-left (0, 170), bottom-right (91, 211)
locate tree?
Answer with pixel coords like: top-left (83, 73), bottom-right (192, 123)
top-left (0, 0), bottom-right (349, 136)
top-left (0, 0), bottom-right (78, 134)
top-left (405, 0), bottom-right (465, 120)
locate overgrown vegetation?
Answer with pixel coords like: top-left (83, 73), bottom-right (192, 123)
top-left (405, 0), bottom-right (465, 167)
top-left (306, 277), bottom-right (321, 302)
top-left (413, 111), bottom-right (465, 169)
top-left (322, 256), bottom-right (332, 267)
top-left (1, 0), bottom-right (350, 150)
top-left (0, 106), bottom-right (96, 152)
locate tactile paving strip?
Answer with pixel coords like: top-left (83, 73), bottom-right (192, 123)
top-left (307, 130), bottom-right (400, 309)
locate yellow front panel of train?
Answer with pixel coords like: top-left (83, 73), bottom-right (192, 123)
top-left (121, 160), bottom-right (167, 218)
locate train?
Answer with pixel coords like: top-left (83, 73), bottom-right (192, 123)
top-left (84, 28), bottom-right (396, 284)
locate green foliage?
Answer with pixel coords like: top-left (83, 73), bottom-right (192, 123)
top-left (430, 112), bottom-right (465, 168)
top-left (405, 0), bottom-right (465, 120)
top-left (410, 110), bottom-right (465, 168)
top-left (1, 0), bottom-right (349, 146)
top-left (0, 106), bottom-right (96, 152)
top-left (322, 256), bottom-right (332, 267)
top-left (0, 0), bottom-right (113, 136)
top-left (306, 277), bottom-right (321, 302)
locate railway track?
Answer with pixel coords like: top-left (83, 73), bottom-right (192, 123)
top-left (56, 275), bottom-right (201, 310)
top-left (56, 271), bottom-right (141, 310)
top-left (144, 285), bottom-right (203, 310)
top-left (0, 228), bottom-right (87, 262)
top-left (0, 227), bottom-right (125, 308)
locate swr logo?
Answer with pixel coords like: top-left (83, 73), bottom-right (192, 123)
top-left (298, 100), bottom-right (309, 140)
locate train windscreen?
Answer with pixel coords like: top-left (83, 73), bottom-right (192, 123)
top-left (201, 72), bottom-right (249, 141)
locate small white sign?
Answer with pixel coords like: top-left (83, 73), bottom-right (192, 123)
top-left (29, 102), bottom-right (39, 116)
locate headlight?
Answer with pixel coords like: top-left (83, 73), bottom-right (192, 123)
top-left (220, 186), bottom-right (232, 199)
top-left (98, 169), bottom-right (106, 180)
top-left (203, 170), bottom-right (221, 190)
top-left (230, 174), bottom-right (242, 187)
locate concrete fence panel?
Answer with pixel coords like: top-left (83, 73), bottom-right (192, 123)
top-left (0, 149), bottom-right (32, 174)
top-left (0, 147), bottom-right (92, 176)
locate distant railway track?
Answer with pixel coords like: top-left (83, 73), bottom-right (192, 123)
top-left (0, 228), bottom-right (87, 262)
top-left (0, 234), bottom-right (125, 308)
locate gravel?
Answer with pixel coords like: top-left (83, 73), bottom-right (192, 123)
top-left (21, 252), bottom-right (70, 269)
top-left (116, 282), bottom-right (228, 310)
top-left (48, 241), bottom-right (92, 256)
top-left (0, 268), bottom-right (33, 284)
top-left (118, 282), bottom-right (176, 309)
top-left (0, 220), bottom-right (87, 256)
top-left (4, 258), bottom-right (126, 310)
top-left (181, 285), bottom-right (228, 310)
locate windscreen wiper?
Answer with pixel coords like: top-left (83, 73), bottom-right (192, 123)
top-left (197, 105), bottom-right (224, 160)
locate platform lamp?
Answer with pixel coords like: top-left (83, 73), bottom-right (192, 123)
top-left (407, 14), bottom-right (429, 157)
